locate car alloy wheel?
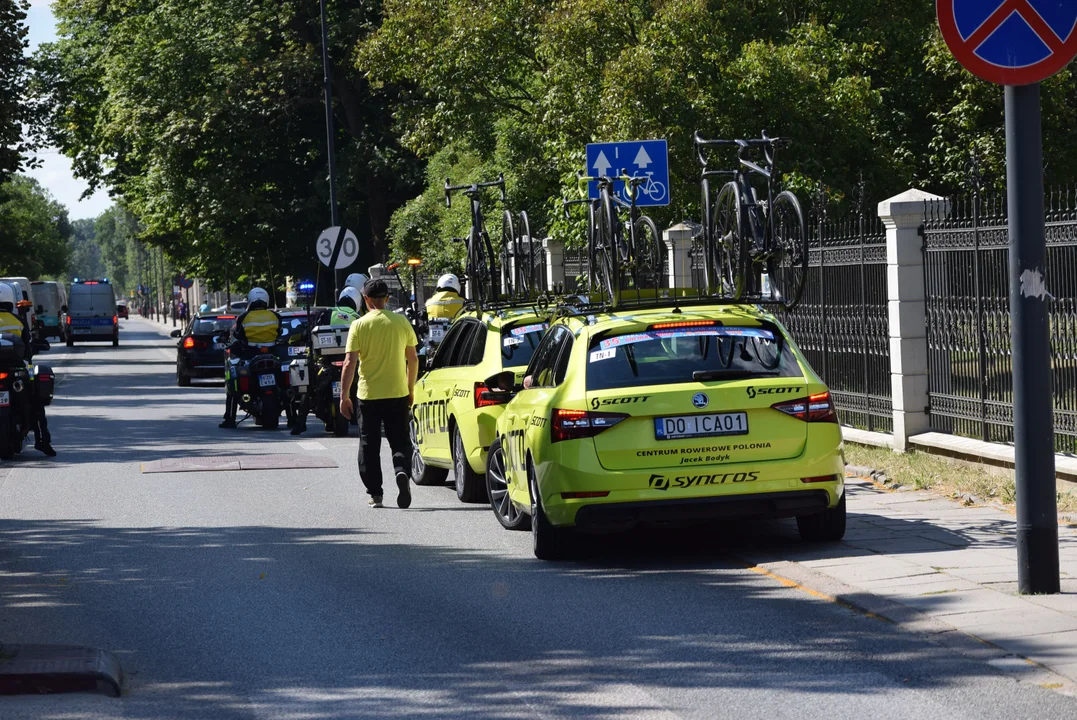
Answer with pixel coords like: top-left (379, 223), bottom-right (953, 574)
top-left (487, 440), bottom-right (529, 531)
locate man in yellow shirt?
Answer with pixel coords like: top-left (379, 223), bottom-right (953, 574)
top-left (340, 278), bottom-right (419, 509)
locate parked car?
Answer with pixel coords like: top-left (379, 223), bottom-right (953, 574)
top-left (30, 281), bottom-right (68, 341)
top-left (116, 300), bottom-right (129, 319)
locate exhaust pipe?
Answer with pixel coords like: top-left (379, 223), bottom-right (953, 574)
top-left (12, 380), bottom-right (23, 393)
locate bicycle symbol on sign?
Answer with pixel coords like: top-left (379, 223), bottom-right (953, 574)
top-left (620, 171), bottom-right (666, 205)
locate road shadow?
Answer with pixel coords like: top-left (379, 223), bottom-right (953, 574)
top-left (0, 519), bottom-right (1067, 719)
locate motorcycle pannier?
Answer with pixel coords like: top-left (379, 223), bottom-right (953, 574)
top-left (0, 331), bottom-right (25, 364)
top-left (312, 325), bottom-right (348, 356)
top-left (289, 358), bottom-right (309, 389)
top-left (34, 364), bottom-right (54, 406)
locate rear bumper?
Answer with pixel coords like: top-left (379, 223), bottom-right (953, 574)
top-left (572, 490), bottom-right (831, 532)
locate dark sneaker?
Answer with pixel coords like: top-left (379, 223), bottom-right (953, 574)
top-left (289, 424), bottom-right (305, 436)
top-left (219, 420), bottom-right (237, 429)
top-left (35, 440), bottom-right (56, 457)
top-left (368, 496), bottom-right (384, 509)
top-left (396, 471), bottom-right (412, 509)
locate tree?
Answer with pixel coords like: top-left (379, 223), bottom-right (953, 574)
top-left (0, 0), bottom-right (30, 186)
top-left (0, 175), bottom-right (72, 279)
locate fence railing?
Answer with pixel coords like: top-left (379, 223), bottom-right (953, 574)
top-left (778, 198), bottom-right (892, 433)
top-left (923, 188), bottom-right (1077, 453)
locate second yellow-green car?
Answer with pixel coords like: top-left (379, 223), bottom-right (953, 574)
top-left (482, 303), bottom-right (846, 560)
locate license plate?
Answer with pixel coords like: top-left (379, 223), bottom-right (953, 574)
top-left (655, 412), bottom-right (748, 440)
top-left (288, 346), bottom-right (303, 356)
top-left (332, 382), bottom-right (341, 398)
top-left (74, 328), bottom-right (91, 334)
top-left (214, 342), bottom-right (226, 350)
top-left (318, 334), bottom-right (336, 347)
top-left (430, 326), bottom-right (446, 342)
top-left (0, 391), bottom-right (8, 407)
top-left (259, 374), bottom-right (276, 388)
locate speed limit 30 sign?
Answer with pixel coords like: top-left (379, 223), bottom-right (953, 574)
top-left (316, 226), bottom-right (359, 269)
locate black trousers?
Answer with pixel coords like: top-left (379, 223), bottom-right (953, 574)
top-left (357, 397), bottom-right (412, 497)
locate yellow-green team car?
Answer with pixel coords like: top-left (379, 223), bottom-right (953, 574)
top-left (410, 307), bottom-right (549, 502)
top-left (482, 303), bottom-right (846, 560)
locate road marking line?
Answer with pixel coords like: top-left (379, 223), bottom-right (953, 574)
top-left (297, 441), bottom-right (327, 451)
top-left (739, 561), bottom-right (891, 622)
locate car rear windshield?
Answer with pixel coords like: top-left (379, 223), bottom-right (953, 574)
top-left (501, 322), bottom-right (547, 368)
top-left (586, 325), bottom-right (802, 391)
top-left (193, 317), bottom-right (236, 334)
top-left (32, 283), bottom-right (61, 314)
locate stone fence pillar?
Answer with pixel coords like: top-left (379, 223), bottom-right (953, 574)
top-left (543, 237), bottom-right (565, 292)
top-left (664, 223), bottom-right (695, 289)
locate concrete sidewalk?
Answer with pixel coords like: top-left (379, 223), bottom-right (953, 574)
top-left (741, 476), bottom-right (1077, 687)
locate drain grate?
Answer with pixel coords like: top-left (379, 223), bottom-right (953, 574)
top-left (0, 643), bottom-right (123, 697)
top-left (141, 453), bottom-right (337, 474)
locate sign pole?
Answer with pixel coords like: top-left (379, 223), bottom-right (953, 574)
top-left (319, 0), bottom-right (342, 299)
top-left (1005, 82), bottom-right (1059, 595)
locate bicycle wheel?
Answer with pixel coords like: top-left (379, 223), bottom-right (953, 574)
top-left (481, 229), bottom-right (499, 302)
top-left (518, 210), bottom-right (533, 297)
top-left (768, 190), bottom-right (808, 310)
top-left (586, 202), bottom-right (599, 294)
top-left (633, 215), bottom-right (662, 292)
top-left (502, 210), bottom-right (516, 297)
top-left (710, 182), bottom-right (746, 298)
top-left (468, 226), bottom-right (487, 309)
top-left (594, 193), bottom-right (618, 304)
top-left (700, 178), bottom-right (713, 294)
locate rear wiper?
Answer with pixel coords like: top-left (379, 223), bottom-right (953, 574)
top-left (693, 369), bottom-right (780, 381)
top-left (625, 345), bottom-right (639, 377)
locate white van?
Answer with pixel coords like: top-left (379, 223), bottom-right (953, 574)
top-left (67, 280), bottom-right (118, 347)
top-left (0, 277), bottom-right (37, 330)
top-left (30, 281), bottom-right (68, 341)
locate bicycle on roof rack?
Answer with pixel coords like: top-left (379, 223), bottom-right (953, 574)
top-left (445, 173), bottom-right (506, 312)
top-left (694, 131), bottom-right (807, 310)
top-left (569, 170), bottom-right (662, 308)
top-left (500, 209), bottom-right (539, 302)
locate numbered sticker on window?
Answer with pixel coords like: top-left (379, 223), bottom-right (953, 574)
top-left (504, 336), bottom-right (524, 347)
top-left (589, 349), bottom-right (617, 363)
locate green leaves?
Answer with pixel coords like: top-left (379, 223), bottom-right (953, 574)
top-left (0, 0), bottom-right (31, 185)
top-left (0, 176), bottom-right (72, 279)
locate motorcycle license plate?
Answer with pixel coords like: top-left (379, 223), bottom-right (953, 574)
top-left (318, 334), bottom-right (336, 347)
top-left (288, 346), bottom-right (303, 356)
top-left (0, 391), bottom-right (8, 407)
top-left (430, 326), bottom-right (446, 342)
top-left (332, 382), bottom-right (341, 398)
top-left (259, 374), bottom-right (276, 388)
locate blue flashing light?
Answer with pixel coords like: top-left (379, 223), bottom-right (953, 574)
top-left (73, 277), bottom-right (80, 283)
top-left (298, 281), bottom-right (315, 292)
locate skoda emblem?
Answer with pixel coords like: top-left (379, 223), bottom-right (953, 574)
top-left (692, 392), bottom-right (709, 409)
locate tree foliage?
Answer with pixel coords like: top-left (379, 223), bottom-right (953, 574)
top-left (0, 0), bottom-right (30, 186)
top-left (0, 176), bottom-right (72, 279)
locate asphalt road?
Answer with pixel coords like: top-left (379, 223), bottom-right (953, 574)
top-left (1, 317), bottom-right (1074, 718)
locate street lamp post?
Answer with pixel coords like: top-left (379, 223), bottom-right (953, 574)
top-left (319, 0), bottom-right (342, 298)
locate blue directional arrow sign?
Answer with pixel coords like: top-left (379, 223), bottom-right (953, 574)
top-left (585, 139), bottom-right (669, 207)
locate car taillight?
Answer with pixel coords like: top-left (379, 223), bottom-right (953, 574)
top-left (113, 315), bottom-right (118, 325)
top-left (183, 337), bottom-right (195, 349)
top-left (648, 320), bottom-right (718, 330)
top-left (551, 408), bottom-right (628, 443)
top-left (801, 474), bottom-right (841, 483)
top-left (771, 392), bottom-right (838, 423)
top-left (474, 382), bottom-right (509, 408)
top-left (65, 316), bottom-right (70, 325)
top-left (0, 372), bottom-right (7, 380)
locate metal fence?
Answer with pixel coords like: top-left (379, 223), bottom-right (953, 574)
top-left (923, 187), bottom-right (1077, 453)
top-left (777, 195), bottom-right (892, 433)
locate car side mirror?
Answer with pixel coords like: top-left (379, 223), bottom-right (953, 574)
top-left (170, 329), bottom-right (181, 338)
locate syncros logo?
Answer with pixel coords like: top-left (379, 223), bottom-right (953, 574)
top-left (591, 395), bottom-right (651, 411)
top-left (746, 386), bottom-right (799, 400)
top-left (649, 471), bottom-right (760, 491)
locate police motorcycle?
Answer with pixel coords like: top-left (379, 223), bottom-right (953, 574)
top-left (0, 294), bottom-right (54, 459)
top-left (220, 290), bottom-right (294, 430)
top-left (286, 281), bottom-right (359, 437)
top-left (380, 260), bottom-right (434, 372)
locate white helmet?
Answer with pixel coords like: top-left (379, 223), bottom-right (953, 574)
top-left (0, 283), bottom-right (14, 309)
top-left (248, 287), bottom-right (270, 308)
top-left (344, 273), bottom-right (369, 291)
top-left (338, 286), bottom-right (361, 307)
top-left (437, 274), bottom-right (461, 294)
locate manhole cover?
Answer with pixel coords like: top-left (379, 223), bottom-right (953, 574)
top-left (0, 644), bottom-right (123, 697)
top-left (141, 454), bottom-right (337, 474)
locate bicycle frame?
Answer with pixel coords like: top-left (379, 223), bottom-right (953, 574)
top-left (445, 173), bottom-right (506, 311)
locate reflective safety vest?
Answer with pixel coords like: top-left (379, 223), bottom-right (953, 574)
top-left (239, 308), bottom-right (281, 345)
top-left (0, 311), bottom-right (23, 335)
top-left (327, 306), bottom-right (360, 327)
top-left (425, 290), bottom-right (464, 320)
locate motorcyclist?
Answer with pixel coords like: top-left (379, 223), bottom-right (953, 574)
top-left (219, 287), bottom-right (282, 429)
top-left (0, 283), bottom-right (54, 456)
top-left (290, 287), bottom-right (362, 435)
top-left (425, 273), bottom-right (465, 320)
top-left (343, 273), bottom-right (369, 315)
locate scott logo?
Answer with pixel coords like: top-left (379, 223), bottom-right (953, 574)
top-left (591, 395), bottom-right (651, 411)
top-left (649, 473), bottom-right (669, 491)
top-left (746, 386), bottom-right (799, 400)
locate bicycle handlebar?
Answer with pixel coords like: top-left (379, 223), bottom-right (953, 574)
top-left (694, 130), bottom-right (789, 168)
top-left (444, 173), bottom-right (506, 208)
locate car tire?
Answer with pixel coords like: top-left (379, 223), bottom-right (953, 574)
top-left (452, 425), bottom-right (486, 503)
top-left (797, 492), bottom-right (847, 542)
top-left (177, 369), bottom-right (191, 387)
top-left (112, 337), bottom-right (119, 347)
top-left (411, 418), bottom-right (448, 486)
top-left (530, 461), bottom-right (574, 560)
top-left (487, 439), bottom-right (530, 531)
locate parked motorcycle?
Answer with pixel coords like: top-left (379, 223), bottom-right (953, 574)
top-left (0, 332), bottom-right (54, 459)
top-left (291, 321), bottom-right (354, 437)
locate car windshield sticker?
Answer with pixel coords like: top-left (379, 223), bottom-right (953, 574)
top-left (598, 327), bottom-right (775, 351)
top-left (511, 323), bottom-right (547, 337)
top-left (504, 336), bottom-right (524, 346)
top-left (589, 348), bottom-right (617, 363)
